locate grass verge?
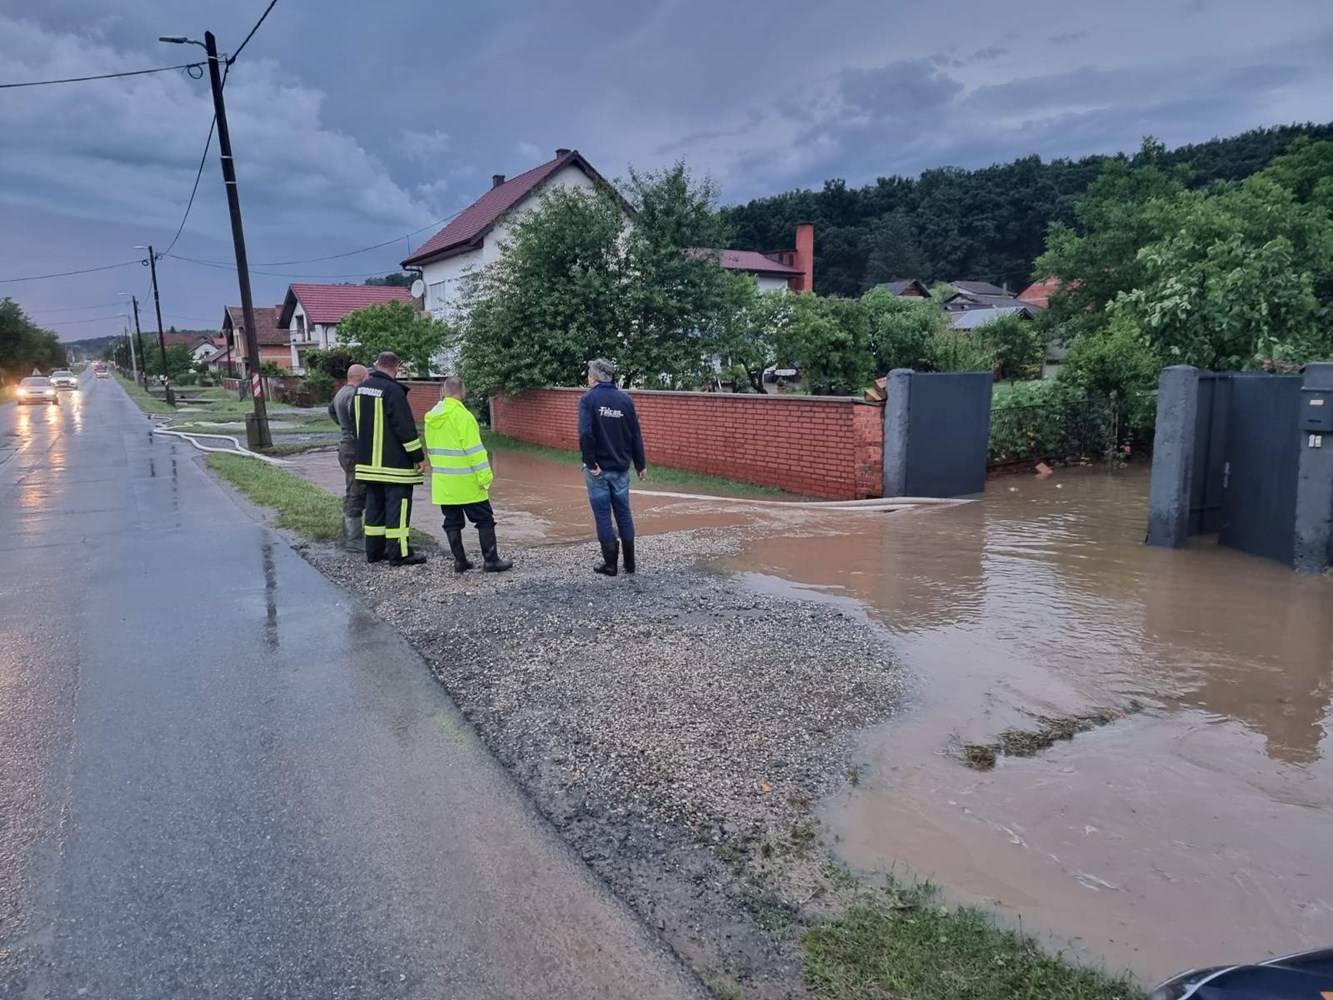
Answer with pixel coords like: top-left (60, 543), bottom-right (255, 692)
top-left (803, 877), bottom-right (1145, 1000)
top-left (207, 453), bottom-right (343, 541)
top-left (480, 430), bottom-right (786, 499)
top-left (259, 441), bottom-right (337, 457)
top-left (206, 452), bottom-right (435, 550)
top-left (1, 385), bottom-right (16, 404)
top-left (115, 374), bottom-right (177, 414)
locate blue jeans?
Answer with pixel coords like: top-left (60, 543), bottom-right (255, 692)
top-left (584, 467), bottom-right (635, 546)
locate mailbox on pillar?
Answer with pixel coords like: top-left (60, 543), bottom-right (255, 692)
top-left (1299, 389), bottom-right (1333, 433)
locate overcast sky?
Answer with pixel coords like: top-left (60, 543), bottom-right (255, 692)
top-left (2, 0), bottom-right (1330, 343)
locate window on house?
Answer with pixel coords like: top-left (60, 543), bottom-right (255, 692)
top-left (428, 281), bottom-right (448, 315)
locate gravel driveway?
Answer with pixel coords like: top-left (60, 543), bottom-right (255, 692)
top-left (313, 529), bottom-right (905, 998)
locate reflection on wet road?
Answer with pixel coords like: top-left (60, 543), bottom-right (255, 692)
top-left (731, 469), bottom-right (1333, 983)
top-left (0, 377), bottom-right (701, 999)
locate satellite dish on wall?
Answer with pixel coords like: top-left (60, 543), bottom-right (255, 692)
top-left (410, 278), bottom-right (426, 299)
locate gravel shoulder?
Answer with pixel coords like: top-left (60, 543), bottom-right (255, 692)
top-left (311, 529), bottom-right (906, 998)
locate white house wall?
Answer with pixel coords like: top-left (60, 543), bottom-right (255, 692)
top-left (419, 163), bottom-right (602, 319)
top-left (753, 275), bottom-right (791, 293)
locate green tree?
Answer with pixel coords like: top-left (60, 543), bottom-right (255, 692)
top-left (619, 163), bottom-right (735, 387)
top-left (862, 211), bottom-right (928, 288)
top-left (1058, 312), bottom-right (1161, 432)
top-left (861, 287), bottom-right (944, 373)
top-left (364, 272), bottom-right (415, 288)
top-left (303, 347), bottom-right (359, 379)
top-left (703, 272), bottom-right (769, 392)
top-left (1111, 175), bottom-right (1333, 368)
top-left (721, 123), bottom-right (1333, 297)
top-left (973, 313), bottom-right (1045, 381)
top-left (926, 329), bottom-right (997, 373)
top-left (0, 298), bottom-right (66, 378)
top-left (1034, 142), bottom-right (1192, 342)
top-left (458, 185), bottom-right (625, 394)
top-left (141, 342), bottom-right (194, 380)
top-left (338, 300), bottom-right (451, 377)
top-left (758, 293), bottom-right (873, 395)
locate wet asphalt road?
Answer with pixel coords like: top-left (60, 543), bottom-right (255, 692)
top-left (0, 376), bottom-right (702, 999)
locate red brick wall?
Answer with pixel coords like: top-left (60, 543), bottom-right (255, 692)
top-left (400, 379), bottom-right (442, 424)
top-left (490, 387), bottom-right (885, 499)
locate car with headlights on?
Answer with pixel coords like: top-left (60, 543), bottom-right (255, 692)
top-left (50, 369), bottom-right (78, 390)
top-left (16, 376), bottom-right (58, 405)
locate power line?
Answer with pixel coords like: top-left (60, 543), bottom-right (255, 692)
top-left (27, 301), bottom-right (126, 315)
top-left (40, 313), bottom-right (130, 326)
top-left (162, 115), bottom-right (217, 256)
top-left (176, 208), bottom-right (463, 268)
top-left (163, 252), bottom-right (405, 280)
top-left (0, 62), bottom-right (204, 90)
top-left (0, 260), bottom-right (140, 284)
top-left (226, 0), bottom-right (279, 66)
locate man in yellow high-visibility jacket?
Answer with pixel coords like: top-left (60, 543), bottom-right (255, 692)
top-left (423, 376), bottom-right (513, 574)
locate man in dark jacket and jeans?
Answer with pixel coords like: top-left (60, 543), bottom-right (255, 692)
top-left (578, 358), bottom-right (646, 576)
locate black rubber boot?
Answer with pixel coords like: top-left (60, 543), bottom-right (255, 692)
top-left (593, 541), bottom-right (619, 576)
top-left (446, 529), bottom-right (474, 574)
top-left (622, 538), bottom-right (636, 574)
top-left (366, 535), bottom-right (386, 564)
top-left (478, 526), bottom-right (513, 573)
top-left (388, 549), bottom-right (427, 567)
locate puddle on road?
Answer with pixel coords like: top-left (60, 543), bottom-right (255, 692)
top-left (727, 467), bottom-right (1333, 983)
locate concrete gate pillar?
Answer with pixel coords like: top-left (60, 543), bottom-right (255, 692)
top-left (1146, 365), bottom-right (1200, 548)
top-left (1294, 361), bottom-right (1333, 574)
top-left (881, 369), bottom-right (913, 498)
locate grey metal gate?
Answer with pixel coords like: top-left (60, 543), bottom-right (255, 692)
top-left (883, 369), bottom-right (993, 498)
top-left (1218, 374), bottom-right (1302, 564)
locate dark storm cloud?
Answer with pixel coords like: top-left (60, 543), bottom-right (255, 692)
top-left (839, 59), bottom-right (964, 118)
top-left (1, 0), bottom-right (1331, 340)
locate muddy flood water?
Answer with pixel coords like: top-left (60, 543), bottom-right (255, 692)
top-left (731, 466), bottom-right (1333, 985)
top-left (289, 447), bottom-right (1333, 985)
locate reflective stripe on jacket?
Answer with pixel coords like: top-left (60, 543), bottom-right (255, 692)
top-left (424, 397), bottom-right (492, 505)
top-left (353, 369), bottom-right (423, 485)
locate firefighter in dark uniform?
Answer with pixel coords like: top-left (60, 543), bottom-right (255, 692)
top-left (354, 351), bottom-right (427, 566)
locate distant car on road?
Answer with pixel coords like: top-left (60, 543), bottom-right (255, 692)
top-left (50, 369), bottom-right (78, 390)
top-left (17, 376), bottom-right (58, 405)
top-left (94, 365), bottom-right (111, 379)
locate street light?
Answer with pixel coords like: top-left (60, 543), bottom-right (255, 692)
top-left (160, 30), bottom-right (271, 447)
top-left (134, 245), bottom-right (174, 406)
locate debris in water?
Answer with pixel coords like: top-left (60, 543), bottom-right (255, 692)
top-left (957, 703), bottom-right (1143, 771)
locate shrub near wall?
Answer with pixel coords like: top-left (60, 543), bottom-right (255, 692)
top-left (989, 381), bottom-right (1128, 464)
top-left (491, 387), bottom-right (884, 499)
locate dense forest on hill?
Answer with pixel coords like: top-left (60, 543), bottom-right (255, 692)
top-left (721, 122), bottom-right (1333, 298)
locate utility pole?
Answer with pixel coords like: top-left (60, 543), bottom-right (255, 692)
top-left (204, 29), bottom-right (270, 447)
top-left (144, 245), bottom-right (175, 407)
top-left (126, 322), bottom-right (138, 383)
top-left (130, 295), bottom-right (148, 387)
top-left (160, 23), bottom-right (271, 445)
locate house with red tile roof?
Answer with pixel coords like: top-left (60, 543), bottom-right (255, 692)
top-left (691, 223), bottom-right (815, 292)
top-left (277, 284), bottom-right (413, 373)
top-left (402, 148), bottom-right (626, 320)
top-left (402, 147), bottom-right (815, 319)
top-left (215, 305), bottom-right (295, 376)
top-left (1018, 276), bottom-right (1065, 309)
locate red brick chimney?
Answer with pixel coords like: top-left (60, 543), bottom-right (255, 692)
top-left (789, 222), bottom-right (814, 292)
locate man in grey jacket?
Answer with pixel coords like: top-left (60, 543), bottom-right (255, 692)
top-left (328, 363), bottom-right (369, 550)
